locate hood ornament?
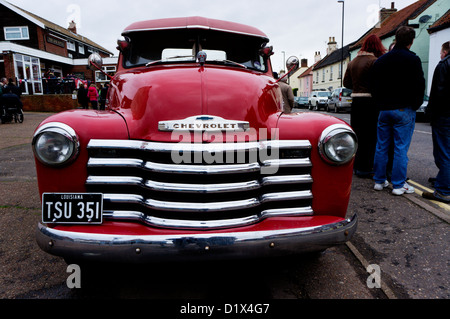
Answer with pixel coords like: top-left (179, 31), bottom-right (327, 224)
top-left (159, 115), bottom-right (250, 132)
top-left (197, 51), bottom-right (207, 66)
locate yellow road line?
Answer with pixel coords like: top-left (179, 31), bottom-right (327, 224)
top-left (408, 179), bottom-right (450, 211)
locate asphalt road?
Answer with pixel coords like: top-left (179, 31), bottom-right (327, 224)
top-left (0, 111), bottom-right (448, 301)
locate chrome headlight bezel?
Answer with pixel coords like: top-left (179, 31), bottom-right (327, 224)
top-left (318, 124), bottom-right (358, 165)
top-left (32, 122), bottom-right (80, 167)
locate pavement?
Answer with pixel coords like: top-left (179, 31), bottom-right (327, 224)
top-left (0, 111), bottom-right (449, 299)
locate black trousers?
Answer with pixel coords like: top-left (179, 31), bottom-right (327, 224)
top-left (351, 97), bottom-right (380, 175)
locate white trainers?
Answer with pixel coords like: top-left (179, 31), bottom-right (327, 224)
top-left (374, 180), bottom-right (389, 191)
top-left (392, 182), bottom-right (415, 195)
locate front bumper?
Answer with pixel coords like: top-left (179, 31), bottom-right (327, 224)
top-left (36, 214), bottom-right (357, 263)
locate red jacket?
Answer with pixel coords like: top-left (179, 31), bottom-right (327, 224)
top-left (87, 86), bottom-right (98, 101)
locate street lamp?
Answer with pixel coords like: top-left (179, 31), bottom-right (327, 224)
top-left (338, 0), bottom-right (344, 87)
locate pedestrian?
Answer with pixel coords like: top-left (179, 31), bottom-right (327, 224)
top-left (99, 83), bottom-right (109, 110)
top-left (77, 84), bottom-right (89, 109)
top-left (344, 34), bottom-right (386, 178)
top-left (278, 74), bottom-right (294, 113)
top-left (87, 83), bottom-right (99, 110)
top-left (422, 41), bottom-right (450, 203)
top-left (7, 78), bottom-right (22, 98)
top-left (0, 77), bottom-right (7, 96)
top-left (370, 26), bottom-right (425, 195)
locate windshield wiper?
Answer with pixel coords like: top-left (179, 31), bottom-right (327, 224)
top-left (146, 55), bottom-right (195, 67)
top-left (209, 59), bottom-right (247, 69)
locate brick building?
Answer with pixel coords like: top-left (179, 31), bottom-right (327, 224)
top-left (0, 0), bottom-right (116, 95)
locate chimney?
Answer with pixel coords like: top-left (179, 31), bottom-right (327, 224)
top-left (68, 20), bottom-right (77, 34)
top-left (380, 2), bottom-right (397, 22)
top-left (314, 51), bottom-right (322, 63)
top-left (301, 58), bottom-right (308, 68)
top-left (327, 36), bottom-right (338, 55)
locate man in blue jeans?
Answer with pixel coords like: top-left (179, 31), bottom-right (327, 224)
top-left (370, 26), bottom-right (425, 195)
top-left (422, 41), bottom-right (450, 203)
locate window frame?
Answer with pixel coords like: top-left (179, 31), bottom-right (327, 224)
top-left (4, 26), bottom-right (30, 40)
top-left (67, 40), bottom-right (76, 51)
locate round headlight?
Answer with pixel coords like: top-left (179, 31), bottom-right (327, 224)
top-left (319, 124), bottom-right (357, 165)
top-left (32, 123), bottom-right (79, 166)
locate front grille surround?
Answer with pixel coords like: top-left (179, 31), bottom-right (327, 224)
top-left (86, 139), bottom-right (313, 229)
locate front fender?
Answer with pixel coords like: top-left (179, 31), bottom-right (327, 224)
top-left (277, 112), bottom-right (354, 218)
top-left (34, 110), bottom-right (129, 196)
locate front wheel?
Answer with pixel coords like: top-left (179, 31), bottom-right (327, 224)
top-left (17, 110), bottom-right (24, 123)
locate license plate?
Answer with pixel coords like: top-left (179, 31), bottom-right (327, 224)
top-left (42, 193), bottom-right (103, 224)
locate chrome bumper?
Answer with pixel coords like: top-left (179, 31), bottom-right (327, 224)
top-left (36, 214), bottom-right (357, 263)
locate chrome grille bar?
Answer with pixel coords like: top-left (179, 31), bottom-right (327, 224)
top-left (103, 190), bottom-right (312, 212)
top-left (86, 174), bottom-right (312, 193)
top-left (103, 206), bottom-right (314, 229)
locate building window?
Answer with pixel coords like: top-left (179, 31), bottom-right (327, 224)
top-left (322, 69), bottom-right (325, 82)
top-left (330, 66), bottom-right (333, 81)
top-left (95, 66), bottom-right (116, 83)
top-left (4, 26), bottom-right (29, 40)
top-left (79, 45), bottom-right (85, 54)
top-left (67, 40), bottom-right (76, 51)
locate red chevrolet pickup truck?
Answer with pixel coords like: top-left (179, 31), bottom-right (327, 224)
top-left (33, 16), bottom-right (357, 263)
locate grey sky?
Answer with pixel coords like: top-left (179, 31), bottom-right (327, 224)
top-left (7, 0), bottom-right (417, 71)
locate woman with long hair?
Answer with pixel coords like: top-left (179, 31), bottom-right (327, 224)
top-left (344, 34), bottom-right (386, 178)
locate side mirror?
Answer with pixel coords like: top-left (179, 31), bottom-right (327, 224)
top-left (276, 56), bottom-right (299, 83)
top-left (88, 53), bottom-right (103, 71)
top-left (286, 56), bottom-right (299, 73)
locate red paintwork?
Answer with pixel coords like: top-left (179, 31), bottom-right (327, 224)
top-left (34, 17), bottom-right (355, 238)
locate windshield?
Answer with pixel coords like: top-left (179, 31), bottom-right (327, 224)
top-left (318, 92), bottom-right (330, 97)
top-left (122, 28), bottom-right (268, 72)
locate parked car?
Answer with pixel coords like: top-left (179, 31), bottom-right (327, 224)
top-left (327, 88), bottom-right (352, 113)
top-left (294, 96), bottom-right (309, 109)
top-left (33, 17), bottom-right (357, 264)
top-left (308, 91), bottom-right (331, 111)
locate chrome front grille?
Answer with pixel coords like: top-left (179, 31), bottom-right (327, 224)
top-left (86, 139), bottom-right (313, 229)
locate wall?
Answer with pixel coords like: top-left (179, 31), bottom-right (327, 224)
top-left (21, 94), bottom-right (80, 112)
top-left (427, 28), bottom-right (450, 95)
top-left (409, 0), bottom-right (449, 93)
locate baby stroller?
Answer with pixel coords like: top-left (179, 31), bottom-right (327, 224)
top-left (1, 104), bottom-right (24, 124)
top-left (0, 90), bottom-right (24, 124)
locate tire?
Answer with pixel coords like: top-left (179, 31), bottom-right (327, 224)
top-left (17, 110), bottom-right (24, 123)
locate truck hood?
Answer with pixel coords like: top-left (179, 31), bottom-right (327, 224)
top-left (109, 65), bottom-right (281, 142)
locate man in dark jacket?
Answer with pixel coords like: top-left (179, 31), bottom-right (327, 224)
top-left (6, 79), bottom-right (22, 98)
top-left (370, 26), bottom-right (425, 196)
top-left (422, 41), bottom-right (450, 203)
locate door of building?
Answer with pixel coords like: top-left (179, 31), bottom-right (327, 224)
top-left (13, 54), bottom-right (43, 95)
